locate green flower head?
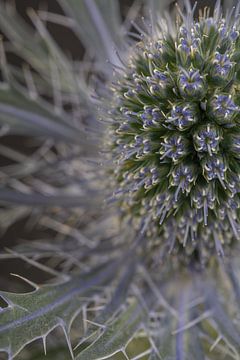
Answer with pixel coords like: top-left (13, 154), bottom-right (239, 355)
top-left (108, 0), bottom-right (240, 267)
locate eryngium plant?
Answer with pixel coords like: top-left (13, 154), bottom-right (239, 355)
top-left (108, 2), bottom-right (240, 266)
top-left (0, 1), bottom-right (239, 359)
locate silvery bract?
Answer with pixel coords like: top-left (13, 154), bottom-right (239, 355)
top-left (0, 1), bottom-right (239, 359)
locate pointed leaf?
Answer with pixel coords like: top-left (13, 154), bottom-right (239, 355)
top-left (0, 85), bottom-right (91, 144)
top-left (0, 3), bottom-right (49, 70)
top-left (0, 3), bottom-right (92, 99)
top-left (76, 301), bottom-right (145, 360)
top-left (0, 261), bottom-right (118, 359)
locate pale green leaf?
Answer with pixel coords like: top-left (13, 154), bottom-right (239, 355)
top-left (0, 262), bottom-right (118, 359)
top-left (76, 302), bottom-right (145, 360)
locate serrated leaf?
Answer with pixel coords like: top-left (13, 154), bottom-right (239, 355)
top-left (76, 262), bottom-right (137, 352)
top-left (75, 301), bottom-right (145, 360)
top-left (0, 261), bottom-right (119, 359)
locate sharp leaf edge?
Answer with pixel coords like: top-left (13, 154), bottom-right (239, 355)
top-left (0, 262), bottom-right (117, 359)
top-left (75, 301), bottom-right (145, 360)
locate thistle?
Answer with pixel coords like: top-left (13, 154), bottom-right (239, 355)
top-left (0, 1), bottom-right (239, 360)
top-left (109, 2), bottom-right (240, 267)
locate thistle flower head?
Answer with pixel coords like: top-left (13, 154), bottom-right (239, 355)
top-left (108, 0), bottom-right (240, 267)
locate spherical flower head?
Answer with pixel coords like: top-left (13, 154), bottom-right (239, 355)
top-left (107, 2), bottom-right (240, 267)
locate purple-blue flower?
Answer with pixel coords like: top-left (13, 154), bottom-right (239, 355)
top-left (211, 94), bottom-right (238, 121)
top-left (166, 104), bottom-right (196, 130)
top-left (203, 155), bottom-right (227, 188)
top-left (160, 134), bottom-right (188, 162)
top-left (194, 124), bottom-right (221, 156)
top-left (213, 52), bottom-right (233, 76)
top-left (171, 164), bottom-right (196, 201)
top-left (179, 68), bottom-right (205, 97)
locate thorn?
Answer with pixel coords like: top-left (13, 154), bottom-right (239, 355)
top-left (0, 37), bottom-right (10, 83)
top-left (10, 273), bottom-right (39, 290)
top-left (37, 10), bottom-right (75, 27)
top-left (49, 59), bottom-right (63, 116)
top-left (183, 222), bottom-right (190, 247)
top-left (172, 310), bottom-right (212, 335)
top-left (84, 319), bottom-right (106, 329)
top-left (61, 323), bottom-right (74, 360)
top-left (131, 20), bottom-right (148, 38)
top-left (23, 65), bottom-right (38, 100)
top-left (122, 349), bottom-right (130, 360)
top-left (42, 336), bottom-right (47, 355)
top-left (209, 334), bottom-right (222, 352)
top-left (213, 232), bottom-right (225, 258)
top-left (131, 349), bottom-right (152, 360)
top-left (0, 124), bottom-right (10, 137)
top-left (6, 248), bottom-right (66, 279)
top-left (82, 305), bottom-right (88, 334)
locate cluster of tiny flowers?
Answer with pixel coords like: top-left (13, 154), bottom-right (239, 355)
top-left (108, 9), bottom-right (240, 266)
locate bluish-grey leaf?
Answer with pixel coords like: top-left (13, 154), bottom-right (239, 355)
top-left (0, 3), bottom-right (94, 109)
top-left (58, 0), bottom-right (123, 70)
top-left (0, 189), bottom-right (100, 208)
top-left (0, 86), bottom-right (90, 144)
top-left (204, 284), bottom-right (240, 351)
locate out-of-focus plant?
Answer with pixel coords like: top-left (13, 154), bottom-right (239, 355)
top-left (0, 0), bottom-right (239, 359)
